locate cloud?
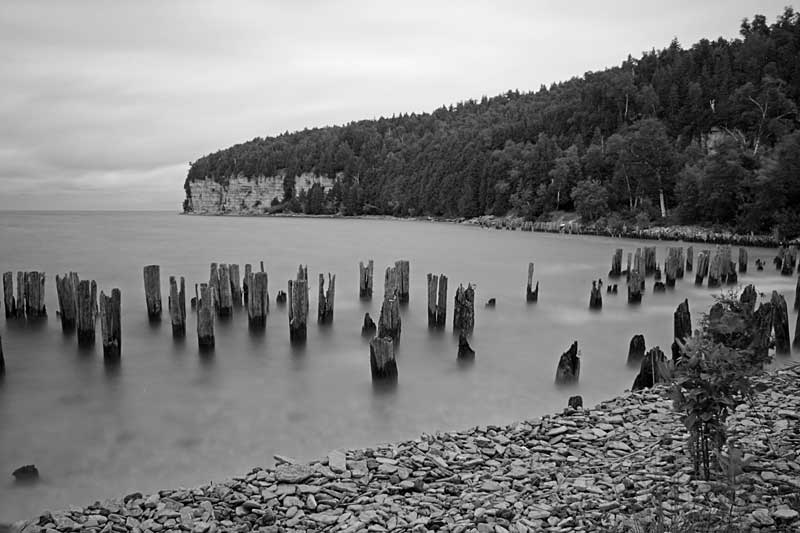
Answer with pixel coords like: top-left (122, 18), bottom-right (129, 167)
top-left (0, 0), bottom-right (788, 209)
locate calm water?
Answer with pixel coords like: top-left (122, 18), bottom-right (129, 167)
top-left (0, 211), bottom-right (797, 521)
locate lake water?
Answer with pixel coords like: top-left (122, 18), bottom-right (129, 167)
top-left (0, 211), bottom-right (797, 521)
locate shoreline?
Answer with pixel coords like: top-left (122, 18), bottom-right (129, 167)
top-left (6, 364), bottom-right (799, 533)
top-left (181, 211), bottom-right (786, 249)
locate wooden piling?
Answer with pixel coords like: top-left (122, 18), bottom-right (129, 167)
top-left (369, 336), bottom-right (397, 380)
top-left (627, 271), bottom-right (643, 304)
top-left (55, 273), bottom-right (77, 332)
top-left (794, 304), bottom-right (800, 350)
top-left (676, 248), bottom-right (685, 279)
top-left (229, 264), bottom-right (242, 307)
top-left (633, 248), bottom-right (643, 277)
top-left (0, 334), bottom-right (4, 376)
top-left (686, 246), bottom-right (693, 272)
top-left (318, 273), bottom-right (335, 324)
top-left (24, 271), bottom-right (47, 318)
top-left (76, 279), bottom-right (96, 347)
top-left (384, 266), bottom-right (398, 300)
top-left (752, 302), bottom-right (773, 359)
top-left (197, 283), bottom-right (215, 349)
top-left (644, 247), bottom-right (656, 276)
top-left (243, 264), bottom-right (252, 306)
top-left (794, 275), bottom-right (799, 312)
top-left (694, 250), bottom-right (710, 285)
top-left (627, 334), bottom-right (646, 365)
top-left (526, 263), bottom-right (539, 302)
top-left (99, 289), bottom-right (121, 360)
top-left (738, 248), bottom-right (748, 273)
top-left (288, 268), bottom-right (308, 342)
top-left (2, 272), bottom-right (15, 318)
top-left (143, 265), bottom-right (162, 321)
top-left (771, 291), bottom-right (790, 355)
top-left (276, 290), bottom-right (287, 304)
top-left (457, 332), bottom-right (475, 360)
top-left (453, 283), bottom-right (475, 334)
top-left (781, 246), bottom-right (797, 276)
top-left (15, 272), bottom-right (25, 318)
top-left (168, 276), bottom-right (186, 337)
top-left (218, 264), bottom-right (233, 317)
top-left (740, 284), bottom-right (757, 314)
top-left (427, 273), bottom-right (447, 327)
top-left (378, 294), bottom-right (402, 343)
top-left (664, 248), bottom-right (678, 287)
top-left (632, 347), bottom-right (671, 390)
top-left (248, 272), bottom-right (268, 328)
top-left (671, 299), bottom-right (691, 361)
top-left (359, 260), bottom-right (374, 299)
top-left (625, 253), bottom-right (632, 279)
top-left (589, 279), bottom-right (603, 310)
top-left (209, 263), bottom-right (220, 314)
top-left (707, 248), bottom-right (722, 288)
top-left (775, 246), bottom-right (785, 271)
top-left (361, 313), bottom-right (376, 336)
top-left (395, 260), bottom-right (410, 303)
top-left (555, 341), bottom-right (580, 384)
top-left (609, 249), bottom-right (623, 278)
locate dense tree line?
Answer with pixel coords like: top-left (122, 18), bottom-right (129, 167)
top-left (184, 9), bottom-right (800, 238)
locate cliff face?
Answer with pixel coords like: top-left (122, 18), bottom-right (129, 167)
top-left (186, 173), bottom-right (335, 215)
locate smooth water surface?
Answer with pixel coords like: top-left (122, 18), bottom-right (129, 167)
top-left (0, 211), bottom-right (797, 521)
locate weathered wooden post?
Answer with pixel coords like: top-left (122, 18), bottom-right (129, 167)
top-left (288, 267), bottom-right (308, 342)
top-left (738, 248), bottom-right (748, 274)
top-left (589, 279), bottom-right (603, 310)
top-left (632, 347), bottom-right (671, 390)
top-left (453, 283), bottom-right (475, 334)
top-left (209, 263), bottom-right (220, 313)
top-left (248, 272), bottom-right (268, 328)
top-left (625, 252), bottom-right (632, 280)
top-left (664, 248), bottom-right (678, 287)
top-left (378, 294), bottom-right (401, 343)
top-left (229, 264), bottom-right (242, 307)
top-left (99, 289), bottom-right (121, 361)
top-left (55, 273), bottom-right (77, 332)
top-left (707, 249), bottom-right (721, 288)
top-left (694, 250), bottom-right (709, 285)
top-left (218, 264), bottom-right (233, 317)
top-left (24, 271), bottom-right (47, 318)
top-left (627, 271), bottom-right (643, 304)
top-left (686, 246), bottom-right (693, 272)
top-left (752, 302), bottom-right (773, 359)
top-left (755, 258), bottom-right (764, 271)
top-left (2, 272), bottom-right (15, 318)
top-left (359, 260), bottom-right (374, 299)
top-left (627, 334), bottom-right (646, 365)
top-left (771, 291), bottom-right (790, 355)
top-left (395, 260), bottom-right (410, 303)
top-left (526, 263), bottom-right (539, 302)
top-left (721, 245), bottom-right (733, 284)
top-left (243, 264), bottom-right (252, 306)
top-left (644, 247), bottom-right (656, 276)
top-left (77, 279), bottom-right (96, 347)
top-left (384, 265), bottom-right (398, 300)
top-left (168, 276), bottom-right (186, 337)
top-left (740, 284), bottom-right (758, 314)
top-left (457, 332), bottom-right (475, 360)
top-left (794, 305), bottom-right (800, 350)
top-left (609, 249), bottom-right (623, 278)
top-left (361, 313), bottom-right (376, 336)
top-left (775, 246), bottom-right (785, 270)
top-left (370, 336), bottom-right (397, 380)
top-left (192, 283), bottom-right (198, 309)
top-left (143, 265), bottom-right (162, 321)
top-left (276, 290), bottom-right (287, 304)
top-left (197, 283), bottom-right (215, 349)
top-left (633, 248), bottom-right (643, 277)
top-left (318, 273), bottom-right (335, 324)
top-left (0, 334), bottom-right (5, 376)
top-left (676, 248), bottom-right (685, 279)
top-left (671, 299), bottom-right (692, 361)
top-left (794, 276), bottom-right (799, 311)
top-left (781, 246), bottom-right (797, 276)
top-left (555, 341), bottom-right (579, 384)
top-left (426, 273), bottom-right (448, 327)
top-left (15, 272), bottom-right (25, 318)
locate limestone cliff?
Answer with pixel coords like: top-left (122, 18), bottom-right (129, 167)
top-left (185, 172), bottom-right (335, 215)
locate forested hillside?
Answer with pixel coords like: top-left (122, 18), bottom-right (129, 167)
top-left (184, 8), bottom-right (800, 238)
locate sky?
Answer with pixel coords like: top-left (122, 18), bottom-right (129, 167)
top-left (0, 0), bottom-right (791, 211)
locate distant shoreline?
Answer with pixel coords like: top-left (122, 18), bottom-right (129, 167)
top-left (181, 211), bottom-right (786, 248)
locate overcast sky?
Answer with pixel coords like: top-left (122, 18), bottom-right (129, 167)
top-left (0, 0), bottom-right (790, 210)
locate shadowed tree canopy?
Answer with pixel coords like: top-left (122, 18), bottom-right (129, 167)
top-left (185, 8), bottom-right (800, 237)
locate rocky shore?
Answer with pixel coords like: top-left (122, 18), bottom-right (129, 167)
top-left (7, 364), bottom-right (800, 533)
